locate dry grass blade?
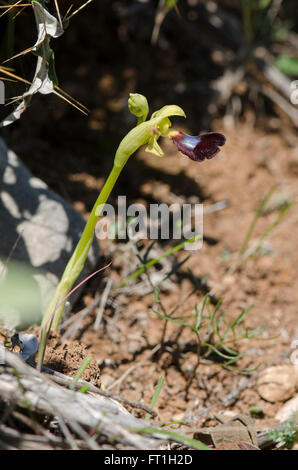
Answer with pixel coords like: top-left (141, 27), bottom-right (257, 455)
top-left (0, 66), bottom-right (31, 85)
top-left (54, 0), bottom-right (63, 29)
top-left (68, 421), bottom-right (101, 450)
top-left (0, 77), bottom-right (17, 83)
top-left (107, 345), bottom-right (161, 391)
top-left (53, 88), bottom-right (88, 115)
top-left (47, 370), bottom-right (157, 417)
top-left (61, 291), bottom-right (102, 341)
top-left (94, 278), bottom-right (113, 330)
top-left (11, 4), bottom-right (27, 20)
top-left (0, 3), bottom-right (30, 6)
top-left (56, 415), bottom-right (79, 450)
top-left (54, 85), bottom-right (89, 113)
top-left (5, 95), bottom-right (25, 106)
top-left (64, 0), bottom-right (93, 22)
top-left (0, 67), bottom-right (88, 115)
top-left (63, 4), bottom-right (73, 20)
top-left (2, 45), bottom-right (37, 64)
top-left (0, 1), bottom-right (29, 18)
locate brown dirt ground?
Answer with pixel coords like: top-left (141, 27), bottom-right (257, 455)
top-left (24, 118), bottom-right (298, 434)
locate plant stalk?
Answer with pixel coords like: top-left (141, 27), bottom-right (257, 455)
top-left (41, 163), bottom-right (122, 331)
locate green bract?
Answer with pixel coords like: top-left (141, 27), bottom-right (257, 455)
top-left (114, 104), bottom-right (186, 167)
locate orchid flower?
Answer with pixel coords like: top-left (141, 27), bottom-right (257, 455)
top-left (169, 131), bottom-right (226, 162)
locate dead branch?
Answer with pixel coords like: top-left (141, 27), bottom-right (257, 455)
top-left (0, 349), bottom-right (164, 449)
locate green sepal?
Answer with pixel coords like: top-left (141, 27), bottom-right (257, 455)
top-left (145, 136), bottom-right (164, 157)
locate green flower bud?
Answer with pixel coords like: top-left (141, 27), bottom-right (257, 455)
top-left (128, 93), bottom-right (149, 123)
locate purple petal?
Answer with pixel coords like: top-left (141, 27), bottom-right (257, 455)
top-left (172, 131), bottom-right (226, 162)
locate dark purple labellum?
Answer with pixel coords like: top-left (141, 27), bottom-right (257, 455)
top-left (171, 131), bottom-right (226, 162)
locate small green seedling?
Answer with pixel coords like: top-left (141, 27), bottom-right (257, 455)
top-left (268, 416), bottom-right (298, 448)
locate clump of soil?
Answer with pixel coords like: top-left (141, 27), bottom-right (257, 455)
top-left (30, 327), bottom-right (101, 387)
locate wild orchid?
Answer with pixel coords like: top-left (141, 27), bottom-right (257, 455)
top-left (41, 94), bottom-right (226, 331)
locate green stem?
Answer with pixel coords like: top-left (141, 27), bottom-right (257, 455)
top-left (41, 163), bottom-right (122, 331)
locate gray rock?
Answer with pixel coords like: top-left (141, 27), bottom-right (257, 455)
top-left (0, 138), bottom-right (98, 328)
top-left (275, 395), bottom-right (298, 422)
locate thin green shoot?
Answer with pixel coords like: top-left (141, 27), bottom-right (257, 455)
top-left (116, 234), bottom-right (201, 290)
top-left (143, 241), bottom-right (156, 263)
top-left (153, 287), bottom-right (160, 303)
top-left (203, 343), bottom-right (242, 362)
top-left (153, 296), bottom-right (265, 370)
top-left (223, 363), bottom-right (261, 374)
top-left (195, 294), bottom-right (209, 329)
top-left (158, 254), bottom-right (190, 286)
top-left (78, 384), bottom-right (90, 394)
top-left (206, 297), bottom-right (223, 338)
top-left (160, 420), bottom-right (184, 427)
top-left (248, 200), bottom-right (295, 258)
top-left (152, 308), bottom-right (198, 334)
top-left (221, 306), bottom-right (253, 341)
top-left (72, 357), bottom-right (92, 388)
top-left (240, 184), bottom-right (276, 256)
top-left (129, 426), bottom-right (210, 450)
top-left (145, 376), bottom-right (164, 422)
